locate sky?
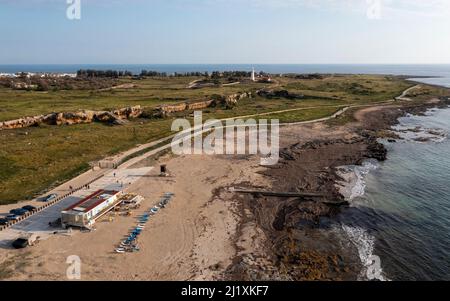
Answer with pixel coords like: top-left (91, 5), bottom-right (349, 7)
top-left (0, 0), bottom-right (450, 64)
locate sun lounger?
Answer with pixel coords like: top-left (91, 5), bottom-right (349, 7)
top-left (117, 200), bottom-right (174, 254)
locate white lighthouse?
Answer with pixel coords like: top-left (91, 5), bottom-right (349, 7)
top-left (251, 67), bottom-right (256, 82)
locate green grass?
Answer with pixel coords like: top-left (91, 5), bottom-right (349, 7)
top-left (0, 120), bottom-right (173, 203)
top-left (258, 106), bottom-right (345, 123)
top-left (0, 74), bottom-right (429, 204)
top-left (325, 107), bottom-right (358, 127)
top-left (283, 74), bottom-right (415, 103)
top-left (403, 84), bottom-right (450, 101)
top-left (0, 77), bottom-right (268, 121)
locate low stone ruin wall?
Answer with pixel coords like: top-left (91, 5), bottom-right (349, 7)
top-left (0, 105), bottom-right (143, 130)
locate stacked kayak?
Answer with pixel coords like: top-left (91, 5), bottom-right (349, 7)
top-left (115, 193), bottom-right (174, 254)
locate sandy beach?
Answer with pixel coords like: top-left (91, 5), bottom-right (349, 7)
top-left (0, 152), bottom-right (270, 280)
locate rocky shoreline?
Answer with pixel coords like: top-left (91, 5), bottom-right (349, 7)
top-left (223, 98), bottom-right (450, 281)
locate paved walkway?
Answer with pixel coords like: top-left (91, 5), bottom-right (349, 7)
top-left (0, 167), bottom-right (152, 248)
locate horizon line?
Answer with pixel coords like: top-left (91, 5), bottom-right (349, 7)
top-left (2, 63), bottom-right (450, 66)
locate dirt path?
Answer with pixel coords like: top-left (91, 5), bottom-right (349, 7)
top-left (119, 84), bottom-right (417, 166)
top-left (395, 84), bottom-right (421, 101)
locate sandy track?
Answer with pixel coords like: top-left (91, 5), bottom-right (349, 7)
top-left (0, 153), bottom-right (268, 280)
top-left (395, 84), bottom-right (421, 101)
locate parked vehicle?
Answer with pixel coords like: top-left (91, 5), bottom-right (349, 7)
top-left (9, 208), bottom-right (28, 216)
top-left (49, 218), bottom-right (62, 228)
top-left (43, 194), bottom-right (58, 202)
top-left (22, 205), bottom-right (37, 212)
top-left (11, 234), bottom-right (39, 249)
top-left (6, 214), bottom-right (19, 221)
top-left (0, 218), bottom-right (9, 225)
top-left (12, 238), bottom-right (29, 249)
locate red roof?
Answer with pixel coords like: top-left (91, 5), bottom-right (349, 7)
top-left (64, 190), bottom-right (119, 213)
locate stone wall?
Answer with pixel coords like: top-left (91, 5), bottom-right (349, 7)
top-left (153, 92), bottom-right (252, 117)
top-left (0, 91), bottom-right (253, 130)
top-left (0, 105), bottom-right (143, 130)
top-left (0, 115), bottom-right (46, 129)
top-left (225, 92), bottom-right (252, 107)
top-left (153, 99), bottom-right (215, 118)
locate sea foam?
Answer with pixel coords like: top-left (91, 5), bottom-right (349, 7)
top-left (341, 225), bottom-right (388, 281)
top-left (393, 108), bottom-right (448, 144)
top-left (393, 125), bottom-right (447, 143)
top-left (335, 159), bottom-right (379, 201)
top-left (335, 160), bottom-right (389, 280)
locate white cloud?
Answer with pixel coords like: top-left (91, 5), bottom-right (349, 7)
top-left (224, 0), bottom-right (450, 18)
top-left (382, 0), bottom-right (450, 17)
top-left (3, 0), bottom-right (450, 18)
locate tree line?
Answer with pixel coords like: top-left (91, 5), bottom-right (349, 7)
top-left (77, 69), bottom-right (133, 78)
top-left (77, 69), bottom-right (256, 79)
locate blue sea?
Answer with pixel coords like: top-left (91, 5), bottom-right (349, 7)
top-left (1, 64), bottom-right (450, 88)
top-left (336, 108), bottom-right (450, 281)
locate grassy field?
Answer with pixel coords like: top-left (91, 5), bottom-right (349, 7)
top-left (257, 106), bottom-right (345, 123)
top-left (0, 74), bottom-right (426, 204)
top-left (0, 77), bottom-right (267, 121)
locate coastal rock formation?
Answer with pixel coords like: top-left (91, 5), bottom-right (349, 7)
top-left (225, 100), bottom-right (450, 281)
top-left (224, 136), bottom-right (388, 281)
top-left (0, 105), bottom-right (143, 130)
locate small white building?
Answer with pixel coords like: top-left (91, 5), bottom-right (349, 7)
top-left (61, 190), bottom-right (122, 228)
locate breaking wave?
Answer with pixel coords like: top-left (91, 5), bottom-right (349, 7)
top-left (335, 160), bottom-right (389, 280)
top-left (341, 225), bottom-right (388, 281)
top-left (394, 108), bottom-right (448, 144)
top-left (335, 159), bottom-right (379, 201)
top-left (393, 125), bottom-right (447, 143)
